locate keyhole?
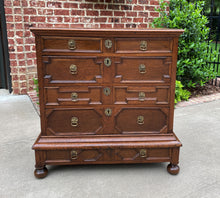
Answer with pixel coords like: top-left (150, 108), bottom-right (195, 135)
top-left (104, 58), bottom-right (111, 67)
top-left (105, 108), bottom-right (112, 116)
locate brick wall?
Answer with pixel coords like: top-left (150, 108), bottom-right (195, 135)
top-left (4, 0), bottom-right (165, 94)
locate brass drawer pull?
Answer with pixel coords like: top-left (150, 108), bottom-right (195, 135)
top-left (105, 108), bottom-right (112, 117)
top-left (139, 92), bottom-right (145, 101)
top-left (70, 64), bottom-right (77, 75)
top-left (71, 92), bottom-right (78, 101)
top-left (71, 150), bottom-right (78, 160)
top-left (140, 149), bottom-right (147, 158)
top-left (104, 87), bottom-right (111, 96)
top-left (140, 41), bottom-right (147, 51)
top-left (139, 64), bottom-right (146, 74)
top-left (68, 39), bottom-right (76, 50)
top-left (137, 115), bottom-right (144, 125)
top-left (105, 39), bottom-right (112, 49)
top-left (104, 58), bottom-right (112, 67)
top-left (71, 117), bottom-right (78, 127)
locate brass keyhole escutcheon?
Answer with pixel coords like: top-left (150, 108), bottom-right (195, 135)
top-left (139, 64), bottom-right (146, 74)
top-left (105, 108), bottom-right (112, 117)
top-left (105, 39), bottom-right (112, 49)
top-left (104, 87), bottom-right (111, 96)
top-left (71, 117), bottom-right (78, 127)
top-left (140, 41), bottom-right (147, 51)
top-left (104, 58), bottom-right (112, 67)
top-left (139, 92), bottom-right (145, 101)
top-left (139, 149), bottom-right (147, 158)
top-left (68, 39), bottom-right (76, 50)
top-left (137, 115), bottom-right (144, 125)
top-left (70, 64), bottom-right (77, 75)
top-left (71, 150), bottom-right (78, 160)
top-left (71, 92), bottom-right (78, 101)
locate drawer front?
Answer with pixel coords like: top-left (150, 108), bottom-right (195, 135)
top-left (42, 37), bottom-right (102, 53)
top-left (44, 86), bottom-right (103, 106)
top-left (115, 107), bottom-right (169, 134)
top-left (114, 86), bottom-right (169, 105)
top-left (43, 56), bottom-right (102, 84)
top-left (114, 57), bottom-right (172, 83)
top-left (46, 148), bottom-right (170, 163)
top-left (46, 108), bottom-right (103, 136)
top-left (115, 38), bottom-right (172, 53)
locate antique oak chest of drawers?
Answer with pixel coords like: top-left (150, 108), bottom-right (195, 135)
top-left (31, 28), bottom-right (183, 178)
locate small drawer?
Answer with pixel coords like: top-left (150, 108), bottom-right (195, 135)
top-left (115, 107), bottom-right (169, 134)
top-left (114, 86), bottom-right (169, 105)
top-left (42, 36), bottom-right (102, 53)
top-left (43, 56), bottom-right (103, 84)
top-left (45, 86), bottom-right (102, 106)
top-left (114, 57), bottom-right (172, 84)
top-left (46, 108), bottom-right (103, 136)
top-left (115, 38), bottom-right (172, 53)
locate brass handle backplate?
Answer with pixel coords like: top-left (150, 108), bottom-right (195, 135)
top-left (71, 150), bottom-right (78, 160)
top-left (104, 58), bottom-right (112, 67)
top-left (140, 41), bottom-right (147, 51)
top-left (139, 64), bottom-right (146, 74)
top-left (105, 39), bottom-right (112, 49)
top-left (140, 149), bottom-right (147, 158)
top-left (71, 117), bottom-right (78, 127)
top-left (68, 39), bottom-right (76, 50)
top-left (104, 87), bottom-right (111, 96)
top-left (139, 92), bottom-right (145, 101)
top-left (105, 108), bottom-right (112, 117)
top-left (137, 115), bottom-right (144, 125)
top-left (70, 64), bottom-right (77, 75)
top-left (71, 92), bottom-right (78, 101)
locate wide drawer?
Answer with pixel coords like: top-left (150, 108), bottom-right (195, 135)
top-left (115, 38), bottom-right (172, 53)
top-left (44, 86), bottom-right (104, 106)
top-left (46, 148), bottom-right (171, 164)
top-left (114, 86), bottom-right (169, 105)
top-left (42, 36), bottom-right (102, 53)
top-left (46, 108), bottom-right (103, 136)
top-left (114, 56), bottom-right (172, 83)
top-left (43, 56), bottom-right (103, 84)
top-left (115, 107), bottom-right (169, 134)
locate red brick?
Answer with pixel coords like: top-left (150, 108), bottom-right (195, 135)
top-left (15, 15), bottom-right (22, 22)
top-left (16, 31), bottom-right (23, 37)
top-left (100, 24), bottom-right (113, 28)
top-left (133, 18), bottom-right (144, 23)
top-left (12, 75), bottom-right (19, 81)
top-left (30, 16), bottom-right (46, 22)
top-left (7, 31), bottom-right (14, 37)
top-left (13, 0), bottom-right (20, 6)
top-left (114, 11), bottom-right (125, 17)
top-left (139, 12), bottom-right (148, 17)
top-left (19, 61), bottom-right (25, 66)
top-left (25, 38), bottom-right (35, 44)
top-left (100, 11), bottom-right (113, 16)
top-left (13, 88), bottom-right (20, 95)
top-left (26, 53), bottom-right (36, 59)
top-left (17, 46), bottom-right (23, 52)
top-left (15, 23), bottom-right (23, 29)
top-left (6, 16), bottom-right (13, 22)
top-left (134, 5), bottom-right (144, 10)
top-left (19, 67), bottom-right (26, 73)
top-left (71, 10), bottom-right (85, 16)
top-left (47, 17), bottom-right (63, 23)
top-left (24, 8), bottom-right (36, 15)
top-left (126, 12), bottom-right (137, 17)
top-left (54, 10), bottom-right (69, 15)
top-left (80, 3), bottom-right (93, 9)
top-left (150, 0), bottom-right (160, 5)
top-left (86, 11), bottom-right (99, 16)
top-left (70, 24), bottom-right (84, 28)
top-left (63, 3), bottom-right (78, 8)
top-left (121, 18), bottom-right (132, 23)
top-left (17, 54), bottom-right (25, 59)
top-left (16, 38), bottom-right (23, 45)
top-left (94, 18), bottom-right (107, 23)
top-left (94, 4), bottom-right (107, 9)
top-left (21, 89), bottom-right (27, 94)
top-left (139, 0), bottom-right (148, 3)
top-left (5, 8), bottom-right (12, 14)
top-left (113, 24), bottom-right (125, 28)
top-left (14, 8), bottom-right (21, 14)
top-left (4, 0), bottom-right (12, 7)
top-left (27, 60), bottom-right (33, 65)
top-left (138, 24), bottom-right (148, 28)
top-left (19, 75), bottom-right (26, 81)
top-left (30, 1), bottom-right (45, 7)
top-left (54, 24), bottom-right (70, 28)
top-left (150, 12), bottom-right (159, 17)
top-left (9, 53), bottom-right (16, 59)
top-left (47, 2), bottom-right (62, 8)
top-left (25, 46), bottom-right (31, 51)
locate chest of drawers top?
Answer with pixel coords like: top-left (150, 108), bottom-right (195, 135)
top-left (31, 28), bottom-right (183, 55)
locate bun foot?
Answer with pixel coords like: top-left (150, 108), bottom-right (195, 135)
top-left (167, 163), bottom-right (179, 175)
top-left (34, 166), bottom-right (48, 179)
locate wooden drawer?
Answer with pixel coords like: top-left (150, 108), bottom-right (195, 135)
top-left (46, 108), bottom-right (103, 136)
top-left (44, 86), bottom-right (103, 106)
top-left (45, 148), bottom-right (170, 164)
top-left (42, 37), bottom-right (102, 53)
top-left (115, 38), bottom-right (172, 53)
top-left (114, 57), bottom-right (172, 83)
top-left (43, 56), bottom-right (102, 84)
top-left (114, 86), bottom-right (169, 105)
top-left (115, 107), bottom-right (169, 134)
